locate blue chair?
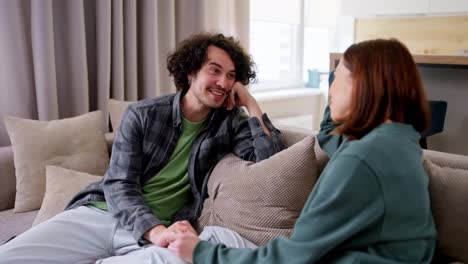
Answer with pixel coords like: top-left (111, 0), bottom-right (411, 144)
top-left (420, 101), bottom-right (447, 149)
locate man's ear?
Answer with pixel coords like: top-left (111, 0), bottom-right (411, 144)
top-left (187, 74), bottom-right (193, 85)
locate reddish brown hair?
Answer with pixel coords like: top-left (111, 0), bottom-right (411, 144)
top-left (338, 38), bottom-right (430, 139)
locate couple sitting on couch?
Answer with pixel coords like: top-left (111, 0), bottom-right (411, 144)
top-left (0, 33), bottom-right (436, 263)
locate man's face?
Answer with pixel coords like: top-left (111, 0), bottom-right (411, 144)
top-left (187, 46), bottom-right (236, 110)
top-left (329, 60), bottom-right (353, 123)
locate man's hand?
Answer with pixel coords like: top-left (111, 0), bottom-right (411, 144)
top-left (224, 82), bottom-right (271, 136)
top-left (144, 221), bottom-right (197, 247)
top-left (167, 232), bottom-right (200, 263)
top-left (225, 82), bottom-right (255, 111)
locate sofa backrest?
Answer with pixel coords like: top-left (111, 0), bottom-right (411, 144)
top-left (280, 125), bottom-right (468, 171)
top-left (2, 127), bottom-right (468, 212)
top-left (424, 149), bottom-right (468, 170)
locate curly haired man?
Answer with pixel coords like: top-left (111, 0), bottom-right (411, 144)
top-left (0, 33), bottom-right (285, 264)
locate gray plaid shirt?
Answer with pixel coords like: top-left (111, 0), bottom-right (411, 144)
top-left (66, 91), bottom-right (285, 241)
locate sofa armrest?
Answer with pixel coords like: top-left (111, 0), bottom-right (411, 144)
top-left (0, 146), bottom-right (16, 211)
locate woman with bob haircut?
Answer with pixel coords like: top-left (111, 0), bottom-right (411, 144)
top-left (166, 38), bottom-right (437, 264)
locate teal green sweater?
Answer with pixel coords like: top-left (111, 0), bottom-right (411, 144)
top-left (194, 107), bottom-right (436, 263)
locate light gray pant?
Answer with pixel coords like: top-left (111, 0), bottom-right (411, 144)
top-left (0, 206), bottom-right (256, 264)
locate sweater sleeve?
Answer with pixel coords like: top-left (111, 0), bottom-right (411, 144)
top-left (194, 155), bottom-right (384, 264)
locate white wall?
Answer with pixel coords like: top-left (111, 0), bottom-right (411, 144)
top-left (253, 88), bottom-right (326, 132)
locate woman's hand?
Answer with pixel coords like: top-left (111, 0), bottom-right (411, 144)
top-left (167, 232), bottom-right (201, 263)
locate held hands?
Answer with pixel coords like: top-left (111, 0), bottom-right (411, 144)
top-left (224, 82), bottom-right (256, 111)
top-left (143, 221), bottom-right (197, 247)
top-left (167, 232), bottom-right (200, 263)
top-left (144, 221), bottom-right (200, 263)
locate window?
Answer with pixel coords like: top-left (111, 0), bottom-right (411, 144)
top-left (249, 0), bottom-right (339, 91)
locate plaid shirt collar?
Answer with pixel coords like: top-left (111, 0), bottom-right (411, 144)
top-left (172, 89), bottom-right (223, 129)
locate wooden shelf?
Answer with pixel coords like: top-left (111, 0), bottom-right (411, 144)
top-left (413, 54), bottom-right (468, 66)
top-left (330, 53), bottom-right (468, 71)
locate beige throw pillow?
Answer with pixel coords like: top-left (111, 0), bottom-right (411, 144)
top-left (424, 158), bottom-right (468, 263)
top-left (4, 111), bottom-right (109, 212)
top-left (33, 166), bottom-right (102, 225)
top-left (108, 99), bottom-right (133, 132)
top-left (280, 127), bottom-right (329, 175)
top-left (197, 136), bottom-right (318, 246)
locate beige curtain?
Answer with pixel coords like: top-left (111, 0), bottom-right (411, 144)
top-left (200, 0), bottom-right (250, 48)
top-left (0, 0), bottom-right (249, 147)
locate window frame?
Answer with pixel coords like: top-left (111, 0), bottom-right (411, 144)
top-left (249, 0), bottom-right (306, 91)
top-left (249, 0), bottom-right (338, 92)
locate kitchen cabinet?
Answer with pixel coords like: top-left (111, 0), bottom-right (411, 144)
top-left (340, 0), bottom-right (380, 17)
top-left (340, 0), bottom-right (427, 16)
top-left (374, 0), bottom-right (428, 15)
top-left (341, 0), bottom-right (468, 17)
top-left (330, 53), bottom-right (468, 70)
top-left (430, 0), bottom-right (468, 13)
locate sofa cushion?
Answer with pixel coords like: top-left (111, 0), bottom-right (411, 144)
top-left (33, 166), bottom-right (103, 226)
top-left (279, 127), bottom-right (329, 175)
top-left (4, 111), bottom-right (109, 212)
top-left (0, 209), bottom-right (37, 245)
top-left (108, 99), bottom-right (132, 132)
top-left (197, 136), bottom-right (319, 246)
top-left (424, 158), bottom-right (468, 263)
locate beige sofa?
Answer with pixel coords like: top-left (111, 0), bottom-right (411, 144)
top-left (1, 127), bottom-right (468, 263)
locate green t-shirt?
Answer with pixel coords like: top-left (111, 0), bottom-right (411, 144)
top-left (90, 117), bottom-right (205, 226)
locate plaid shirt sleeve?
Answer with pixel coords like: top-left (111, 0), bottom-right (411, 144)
top-left (102, 105), bottom-right (161, 241)
top-left (316, 105), bottom-right (345, 157)
top-left (231, 108), bottom-right (285, 162)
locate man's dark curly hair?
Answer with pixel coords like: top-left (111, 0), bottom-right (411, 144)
top-left (167, 32), bottom-right (256, 91)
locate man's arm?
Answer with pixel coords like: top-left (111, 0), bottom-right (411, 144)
top-left (102, 105), bottom-right (163, 243)
top-left (316, 105), bottom-right (345, 157)
top-left (104, 104), bottom-right (200, 246)
top-left (226, 84), bottom-right (285, 162)
top-left (226, 83), bottom-right (271, 136)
